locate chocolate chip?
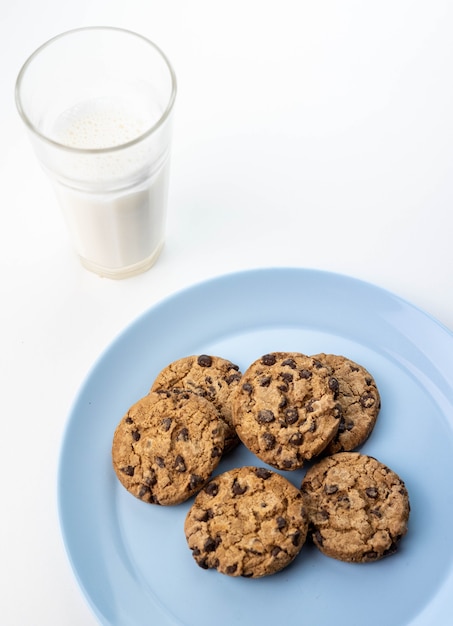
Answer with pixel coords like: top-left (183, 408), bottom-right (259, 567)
top-left (360, 391), bottom-right (376, 408)
top-left (366, 487), bottom-right (378, 498)
top-left (291, 531), bottom-right (302, 546)
top-left (125, 417), bottom-right (133, 424)
top-left (226, 373), bottom-right (241, 385)
top-left (279, 396), bottom-right (288, 409)
top-left (281, 372), bottom-right (294, 384)
top-left (204, 536), bottom-right (221, 552)
top-left (161, 418), bottom-right (172, 431)
top-left (271, 546), bottom-right (282, 557)
top-left (289, 432), bottom-right (303, 445)
top-left (189, 474), bottom-right (204, 490)
top-left (211, 446), bottom-right (222, 458)
top-left (172, 388), bottom-right (190, 399)
top-left (370, 507), bottom-right (382, 518)
top-left (276, 516), bottom-right (287, 530)
top-left (121, 465), bottom-right (135, 476)
top-left (329, 377), bottom-right (339, 398)
top-left (281, 358), bottom-right (297, 369)
top-left (257, 409), bottom-right (275, 424)
top-left (277, 384), bottom-right (289, 392)
top-left (155, 389), bottom-right (171, 397)
top-left (197, 556), bottom-right (210, 569)
top-left (197, 355), bottom-right (212, 367)
top-left (144, 470), bottom-right (157, 486)
top-left (232, 478), bottom-right (247, 495)
top-left (138, 485), bottom-right (151, 499)
top-left (174, 455), bottom-right (186, 472)
top-left (198, 508), bottom-right (214, 522)
top-left (259, 376), bottom-right (272, 387)
top-left (262, 433), bottom-right (276, 450)
top-left (206, 385), bottom-right (216, 397)
top-left (155, 456), bottom-right (165, 468)
top-left (337, 495), bottom-right (350, 508)
top-left (205, 482), bottom-right (219, 496)
top-left (131, 429), bottom-right (140, 441)
top-left (255, 468), bottom-right (272, 480)
top-left (177, 427), bottom-right (189, 441)
top-left (299, 369), bottom-right (312, 379)
top-left (226, 563), bottom-right (238, 574)
top-left (261, 354), bottom-right (276, 366)
top-left (283, 459), bottom-right (294, 469)
top-left (365, 377), bottom-right (372, 386)
top-left (242, 382), bottom-right (253, 393)
top-left (324, 484), bottom-right (338, 495)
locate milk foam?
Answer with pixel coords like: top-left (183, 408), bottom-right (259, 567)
top-left (52, 98), bottom-right (149, 149)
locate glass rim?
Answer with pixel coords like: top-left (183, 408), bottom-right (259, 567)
top-left (15, 26), bottom-right (177, 155)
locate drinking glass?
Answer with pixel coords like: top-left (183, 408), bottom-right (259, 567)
top-left (16, 27), bottom-right (177, 279)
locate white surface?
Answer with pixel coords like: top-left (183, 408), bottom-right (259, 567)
top-left (1, 2), bottom-right (452, 625)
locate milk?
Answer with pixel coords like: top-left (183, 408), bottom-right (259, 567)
top-left (49, 98), bottom-right (170, 278)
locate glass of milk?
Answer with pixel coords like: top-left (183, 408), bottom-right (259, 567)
top-left (15, 27), bottom-right (176, 279)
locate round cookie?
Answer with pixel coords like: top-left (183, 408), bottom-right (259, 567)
top-left (184, 466), bottom-right (309, 577)
top-left (312, 354), bottom-right (381, 454)
top-left (301, 452), bottom-right (410, 563)
top-left (232, 352), bottom-right (341, 470)
top-left (150, 355), bottom-right (242, 453)
top-left (112, 390), bottom-right (225, 505)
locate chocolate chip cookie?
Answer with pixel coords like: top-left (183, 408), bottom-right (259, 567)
top-left (301, 452), bottom-right (410, 563)
top-left (112, 390), bottom-right (225, 505)
top-left (150, 355), bottom-right (242, 452)
top-left (232, 352), bottom-right (341, 470)
top-left (312, 354), bottom-right (380, 454)
top-left (184, 466), bottom-right (309, 577)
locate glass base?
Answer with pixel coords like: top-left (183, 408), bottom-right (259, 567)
top-left (79, 241), bottom-right (164, 279)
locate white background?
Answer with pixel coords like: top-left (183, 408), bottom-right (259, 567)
top-left (1, 1), bottom-right (452, 624)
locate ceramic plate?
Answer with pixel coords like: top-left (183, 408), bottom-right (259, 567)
top-left (58, 268), bottom-right (453, 626)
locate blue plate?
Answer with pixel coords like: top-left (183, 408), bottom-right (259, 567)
top-left (58, 268), bottom-right (453, 626)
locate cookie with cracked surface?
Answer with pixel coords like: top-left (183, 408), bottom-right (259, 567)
top-left (184, 466), bottom-right (309, 577)
top-left (150, 355), bottom-right (242, 453)
top-left (232, 352), bottom-right (341, 470)
top-left (312, 354), bottom-right (381, 454)
top-left (112, 390), bottom-right (225, 505)
top-left (301, 452), bottom-right (410, 563)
